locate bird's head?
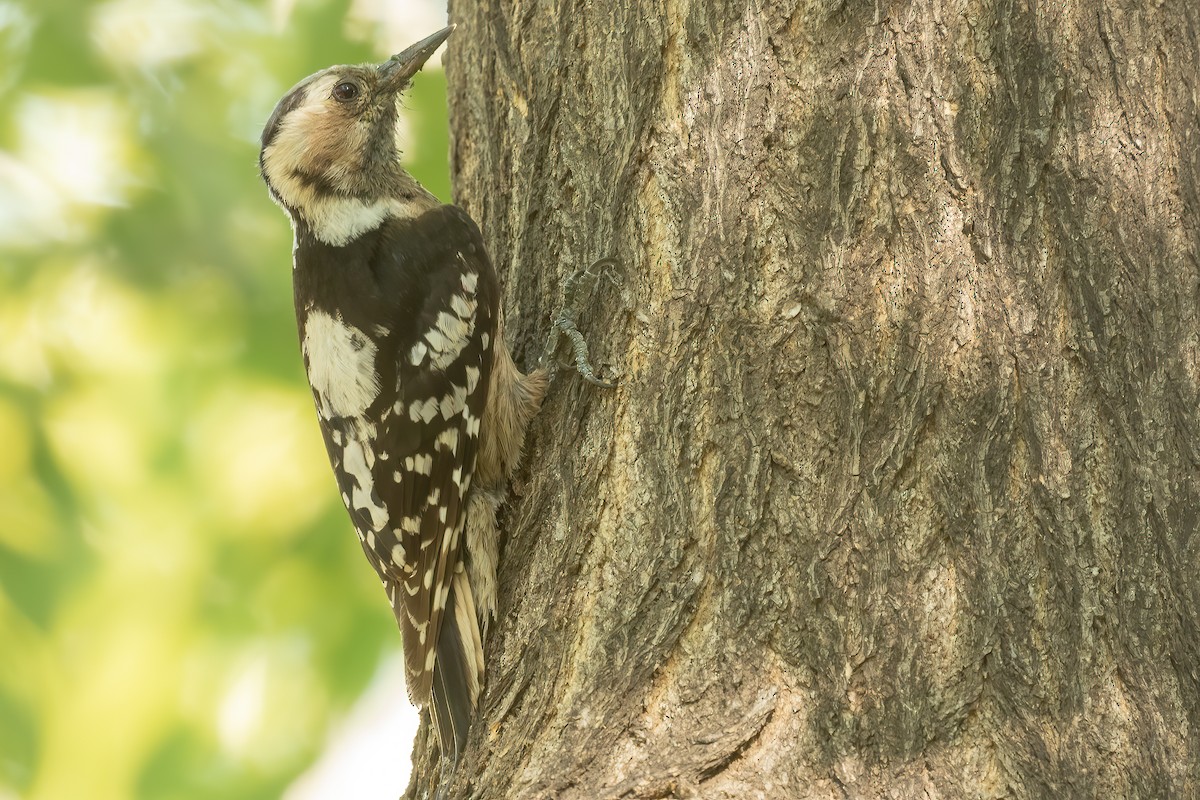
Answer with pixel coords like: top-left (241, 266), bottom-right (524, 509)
top-left (259, 25), bottom-right (453, 226)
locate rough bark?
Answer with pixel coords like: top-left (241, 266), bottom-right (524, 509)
top-left (407, 1), bottom-right (1200, 798)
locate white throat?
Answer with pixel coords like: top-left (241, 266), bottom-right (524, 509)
top-left (282, 194), bottom-right (429, 247)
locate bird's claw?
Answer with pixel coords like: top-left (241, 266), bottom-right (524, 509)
top-left (543, 257), bottom-right (621, 388)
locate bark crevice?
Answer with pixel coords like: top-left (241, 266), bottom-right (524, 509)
top-left (406, 2), bottom-right (1200, 797)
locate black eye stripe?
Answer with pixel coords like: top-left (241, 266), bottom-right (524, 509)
top-left (261, 85), bottom-right (308, 149)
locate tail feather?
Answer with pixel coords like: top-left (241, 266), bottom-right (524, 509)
top-left (429, 569), bottom-right (484, 761)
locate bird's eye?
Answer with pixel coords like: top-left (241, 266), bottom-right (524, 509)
top-left (332, 82), bottom-right (360, 102)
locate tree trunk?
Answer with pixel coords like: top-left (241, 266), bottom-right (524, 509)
top-left (407, 1), bottom-right (1200, 797)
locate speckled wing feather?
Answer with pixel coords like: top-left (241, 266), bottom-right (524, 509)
top-left (353, 207), bottom-right (497, 705)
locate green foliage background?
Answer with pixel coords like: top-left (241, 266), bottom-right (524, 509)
top-left (0, 1), bottom-right (450, 796)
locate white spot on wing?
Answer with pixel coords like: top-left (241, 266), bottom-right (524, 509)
top-left (425, 329), bottom-right (448, 354)
top-left (436, 428), bottom-right (459, 454)
top-left (303, 310), bottom-right (380, 419)
top-left (440, 386), bottom-right (467, 419)
top-left (342, 439), bottom-right (388, 531)
top-left (425, 306), bottom-right (475, 370)
top-left (450, 294), bottom-right (475, 318)
top-left (408, 397), bottom-right (438, 423)
top-left (436, 311), bottom-right (468, 343)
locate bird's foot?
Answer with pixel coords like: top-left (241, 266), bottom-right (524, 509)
top-left (542, 257), bottom-right (621, 388)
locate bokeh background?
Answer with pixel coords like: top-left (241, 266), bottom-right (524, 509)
top-left (0, 1), bottom-right (452, 797)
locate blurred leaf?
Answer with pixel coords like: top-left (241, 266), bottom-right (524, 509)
top-left (0, 685), bottom-right (36, 794)
top-left (0, 0), bottom-right (449, 796)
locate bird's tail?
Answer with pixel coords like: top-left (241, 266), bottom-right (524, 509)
top-left (429, 567), bottom-right (484, 761)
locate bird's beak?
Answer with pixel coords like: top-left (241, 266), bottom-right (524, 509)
top-left (378, 25), bottom-right (455, 92)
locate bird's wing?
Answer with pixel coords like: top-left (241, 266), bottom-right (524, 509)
top-left (356, 206), bottom-right (498, 705)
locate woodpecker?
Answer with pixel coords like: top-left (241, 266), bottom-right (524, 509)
top-left (258, 26), bottom-right (547, 759)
